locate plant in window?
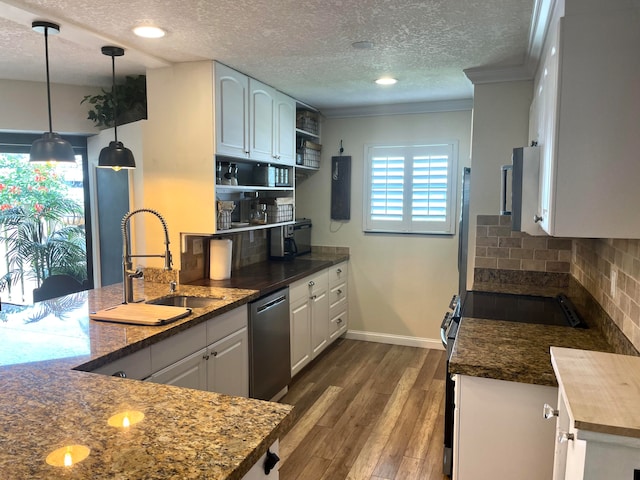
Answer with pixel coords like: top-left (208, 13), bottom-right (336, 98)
top-left (0, 155), bottom-right (86, 296)
top-left (81, 75), bottom-right (147, 128)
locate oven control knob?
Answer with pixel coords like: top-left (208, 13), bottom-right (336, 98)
top-left (543, 403), bottom-right (559, 419)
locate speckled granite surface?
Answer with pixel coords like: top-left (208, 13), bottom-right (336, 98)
top-left (451, 276), bottom-right (637, 387)
top-left (0, 281), bottom-right (293, 479)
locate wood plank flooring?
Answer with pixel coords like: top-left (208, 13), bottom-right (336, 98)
top-left (278, 339), bottom-right (448, 480)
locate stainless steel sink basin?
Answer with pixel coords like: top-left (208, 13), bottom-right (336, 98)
top-left (146, 295), bottom-right (225, 308)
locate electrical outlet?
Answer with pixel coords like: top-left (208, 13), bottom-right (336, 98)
top-left (193, 238), bottom-right (203, 255)
top-left (610, 267), bottom-right (617, 298)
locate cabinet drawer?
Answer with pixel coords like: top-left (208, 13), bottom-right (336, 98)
top-left (329, 262), bottom-right (348, 288)
top-left (92, 347), bottom-right (151, 380)
top-left (329, 309), bottom-right (348, 340)
top-left (207, 305), bottom-right (248, 346)
top-left (329, 282), bottom-right (347, 310)
top-left (151, 322), bottom-right (207, 373)
top-left (290, 270), bottom-right (328, 301)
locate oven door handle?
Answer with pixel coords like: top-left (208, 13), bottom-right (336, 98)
top-left (440, 312), bottom-right (453, 348)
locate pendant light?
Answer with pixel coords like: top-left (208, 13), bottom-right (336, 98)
top-left (30, 21), bottom-right (75, 163)
top-left (98, 46), bottom-right (135, 170)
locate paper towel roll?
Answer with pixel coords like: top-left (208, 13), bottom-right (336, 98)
top-left (209, 239), bottom-right (232, 280)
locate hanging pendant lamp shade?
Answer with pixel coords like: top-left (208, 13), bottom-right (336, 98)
top-left (98, 46), bottom-right (135, 170)
top-left (30, 21), bottom-right (75, 163)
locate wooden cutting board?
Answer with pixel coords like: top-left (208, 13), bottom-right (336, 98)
top-left (90, 303), bottom-right (191, 326)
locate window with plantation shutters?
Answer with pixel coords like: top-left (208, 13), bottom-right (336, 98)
top-left (364, 142), bottom-right (458, 234)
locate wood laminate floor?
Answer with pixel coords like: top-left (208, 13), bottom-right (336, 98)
top-left (278, 338), bottom-right (448, 480)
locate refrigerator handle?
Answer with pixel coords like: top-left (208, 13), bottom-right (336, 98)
top-left (500, 165), bottom-right (512, 215)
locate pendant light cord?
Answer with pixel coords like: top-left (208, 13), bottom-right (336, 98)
top-left (111, 54), bottom-right (118, 143)
top-left (44, 26), bottom-right (53, 134)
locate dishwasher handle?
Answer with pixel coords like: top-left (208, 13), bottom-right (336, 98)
top-left (256, 294), bottom-right (287, 314)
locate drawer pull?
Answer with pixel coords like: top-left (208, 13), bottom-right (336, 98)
top-left (112, 370), bottom-right (127, 378)
top-left (309, 280), bottom-right (315, 287)
top-left (203, 353), bottom-right (210, 361)
top-left (337, 289), bottom-right (343, 295)
top-left (543, 403), bottom-right (559, 419)
top-left (558, 432), bottom-right (574, 443)
top-left (336, 268), bottom-right (342, 274)
top-left (336, 318), bottom-right (343, 324)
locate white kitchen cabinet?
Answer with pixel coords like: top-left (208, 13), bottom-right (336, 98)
top-left (146, 347), bottom-right (208, 390)
top-left (328, 261), bottom-right (348, 341)
top-left (289, 263), bottom-right (348, 378)
top-left (249, 79), bottom-right (276, 163)
top-left (530, 1), bottom-right (640, 238)
top-left (274, 92), bottom-right (296, 166)
top-left (90, 346), bottom-right (151, 380)
top-left (550, 347), bottom-right (640, 480)
top-left (147, 305), bottom-right (249, 397)
top-left (206, 327), bottom-right (248, 397)
top-left (289, 293), bottom-right (311, 377)
top-left (453, 374), bottom-right (557, 480)
top-left (215, 62), bottom-right (250, 159)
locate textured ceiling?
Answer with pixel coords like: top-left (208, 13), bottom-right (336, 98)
top-left (0, 0), bottom-right (535, 112)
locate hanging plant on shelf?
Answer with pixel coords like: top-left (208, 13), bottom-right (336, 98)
top-left (81, 75), bottom-right (147, 128)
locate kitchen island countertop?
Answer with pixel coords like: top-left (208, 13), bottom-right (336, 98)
top-left (0, 253), bottom-right (352, 479)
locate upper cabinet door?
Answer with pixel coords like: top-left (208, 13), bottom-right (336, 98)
top-left (215, 63), bottom-right (249, 158)
top-left (274, 92), bottom-right (296, 166)
top-left (249, 79), bottom-right (275, 163)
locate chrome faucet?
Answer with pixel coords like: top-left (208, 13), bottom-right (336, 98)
top-left (121, 208), bottom-right (172, 304)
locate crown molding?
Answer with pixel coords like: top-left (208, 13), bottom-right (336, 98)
top-left (464, 0), bottom-right (556, 86)
top-left (322, 98), bottom-right (473, 119)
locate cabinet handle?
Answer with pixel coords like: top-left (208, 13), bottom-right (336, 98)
top-left (212, 351), bottom-right (218, 357)
top-left (337, 318), bottom-right (343, 324)
top-left (534, 214), bottom-right (543, 223)
top-left (112, 370), bottom-right (127, 378)
top-left (558, 432), bottom-right (574, 443)
top-left (203, 353), bottom-right (210, 361)
top-left (337, 268), bottom-right (342, 274)
top-left (310, 295), bottom-right (317, 300)
top-left (337, 289), bottom-right (343, 295)
top-left (543, 403), bottom-right (559, 419)
top-left (308, 280), bottom-right (315, 287)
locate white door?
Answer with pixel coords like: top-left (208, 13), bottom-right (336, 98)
top-left (208, 328), bottom-right (249, 397)
top-left (290, 295), bottom-right (311, 377)
top-left (274, 92), bottom-right (296, 166)
top-left (215, 63), bottom-right (249, 158)
top-left (146, 348), bottom-right (207, 390)
top-left (249, 79), bottom-right (275, 162)
top-left (311, 286), bottom-right (329, 358)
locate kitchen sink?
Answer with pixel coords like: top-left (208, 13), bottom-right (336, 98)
top-left (146, 295), bottom-right (225, 308)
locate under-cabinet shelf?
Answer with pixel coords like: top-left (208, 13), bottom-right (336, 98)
top-left (295, 128), bottom-right (319, 140)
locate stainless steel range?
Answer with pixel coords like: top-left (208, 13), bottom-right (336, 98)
top-left (440, 290), bottom-right (586, 477)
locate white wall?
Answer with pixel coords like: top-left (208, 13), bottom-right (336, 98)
top-left (0, 79), bottom-right (100, 134)
top-left (295, 110), bottom-right (471, 345)
top-left (466, 81), bottom-right (533, 285)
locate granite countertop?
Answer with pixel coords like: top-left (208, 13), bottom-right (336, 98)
top-left (0, 269), bottom-right (315, 479)
top-left (189, 252), bottom-right (349, 295)
top-left (449, 279), bottom-right (634, 387)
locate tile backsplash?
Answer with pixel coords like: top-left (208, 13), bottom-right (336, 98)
top-left (572, 238), bottom-right (640, 351)
top-left (475, 215), bottom-right (572, 273)
top-left (179, 230), bottom-right (269, 283)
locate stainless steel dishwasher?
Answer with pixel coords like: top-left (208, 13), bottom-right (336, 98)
top-left (249, 288), bottom-right (291, 400)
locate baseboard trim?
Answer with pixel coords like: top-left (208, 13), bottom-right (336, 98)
top-left (345, 330), bottom-right (444, 350)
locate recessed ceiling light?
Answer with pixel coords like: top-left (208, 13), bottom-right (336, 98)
top-left (352, 41), bottom-right (374, 50)
top-left (375, 77), bottom-right (397, 86)
top-left (133, 25), bottom-right (166, 38)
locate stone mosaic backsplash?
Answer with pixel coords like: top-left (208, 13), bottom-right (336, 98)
top-left (572, 238), bottom-right (640, 351)
top-left (475, 215), bottom-right (572, 273)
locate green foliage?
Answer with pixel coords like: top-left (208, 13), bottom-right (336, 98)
top-left (0, 155), bottom-right (86, 292)
top-left (81, 75), bottom-right (147, 128)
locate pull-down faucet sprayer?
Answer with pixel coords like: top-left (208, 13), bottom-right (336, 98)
top-left (121, 208), bottom-right (172, 304)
